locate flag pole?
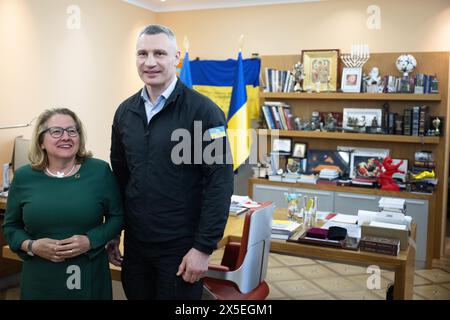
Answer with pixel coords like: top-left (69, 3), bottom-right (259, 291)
top-left (238, 34), bottom-right (244, 53)
top-left (183, 36), bottom-right (190, 53)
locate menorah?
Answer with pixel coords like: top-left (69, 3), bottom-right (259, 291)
top-left (340, 44), bottom-right (370, 68)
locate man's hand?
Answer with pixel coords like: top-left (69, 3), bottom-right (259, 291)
top-left (176, 248), bottom-right (210, 283)
top-left (55, 235), bottom-right (91, 259)
top-left (106, 238), bottom-right (123, 266)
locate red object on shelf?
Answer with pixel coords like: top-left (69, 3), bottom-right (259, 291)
top-left (377, 157), bottom-right (405, 191)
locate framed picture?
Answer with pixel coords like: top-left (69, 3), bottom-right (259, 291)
top-left (343, 108), bottom-right (383, 131)
top-left (349, 148), bottom-right (390, 179)
top-left (302, 49), bottom-right (340, 92)
top-left (306, 149), bottom-right (350, 175)
top-left (341, 67), bottom-right (362, 93)
top-left (392, 159), bottom-right (408, 182)
top-left (292, 142), bottom-right (307, 158)
top-left (286, 157), bottom-right (301, 174)
top-left (272, 138), bottom-right (292, 155)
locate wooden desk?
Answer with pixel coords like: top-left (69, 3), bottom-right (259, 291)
top-left (2, 209), bottom-right (415, 300)
top-left (0, 197), bottom-right (23, 278)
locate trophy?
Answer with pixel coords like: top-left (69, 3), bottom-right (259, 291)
top-left (432, 117), bottom-right (441, 136)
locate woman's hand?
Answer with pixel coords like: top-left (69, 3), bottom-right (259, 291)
top-left (31, 238), bottom-right (66, 263)
top-left (54, 235), bottom-right (91, 259)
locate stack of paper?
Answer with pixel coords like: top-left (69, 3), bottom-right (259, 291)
top-left (319, 169), bottom-right (339, 180)
top-left (378, 197), bottom-right (406, 213)
top-left (271, 220), bottom-right (302, 240)
top-left (229, 195), bottom-right (259, 216)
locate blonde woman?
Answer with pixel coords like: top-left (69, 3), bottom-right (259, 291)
top-left (2, 108), bottom-right (123, 299)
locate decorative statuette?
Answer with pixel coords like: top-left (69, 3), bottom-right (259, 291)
top-left (292, 62), bottom-right (305, 92)
top-left (432, 117), bottom-right (441, 136)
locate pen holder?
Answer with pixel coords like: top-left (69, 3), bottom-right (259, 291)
top-left (284, 192), bottom-right (301, 221)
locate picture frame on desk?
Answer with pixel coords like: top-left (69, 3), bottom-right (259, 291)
top-left (302, 49), bottom-right (339, 92)
top-left (341, 67), bottom-right (362, 93)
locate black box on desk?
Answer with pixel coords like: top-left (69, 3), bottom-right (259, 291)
top-left (360, 222), bottom-right (409, 250)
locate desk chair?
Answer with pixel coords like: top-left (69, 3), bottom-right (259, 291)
top-left (203, 202), bottom-right (274, 300)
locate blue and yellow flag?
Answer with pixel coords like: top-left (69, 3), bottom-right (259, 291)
top-left (188, 58), bottom-right (260, 120)
top-left (180, 52), bottom-right (192, 88)
top-left (227, 52), bottom-right (251, 171)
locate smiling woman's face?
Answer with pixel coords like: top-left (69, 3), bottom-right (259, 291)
top-left (40, 114), bottom-right (80, 164)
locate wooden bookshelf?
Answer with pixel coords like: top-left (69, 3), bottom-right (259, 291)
top-left (260, 92), bottom-right (442, 101)
top-left (259, 52), bottom-right (449, 265)
top-left (258, 129), bottom-right (440, 144)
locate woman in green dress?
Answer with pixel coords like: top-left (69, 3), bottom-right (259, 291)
top-left (2, 108), bottom-right (124, 299)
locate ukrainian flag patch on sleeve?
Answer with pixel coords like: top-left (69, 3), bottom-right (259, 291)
top-left (208, 126), bottom-right (226, 140)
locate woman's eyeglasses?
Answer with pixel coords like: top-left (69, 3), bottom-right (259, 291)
top-left (42, 126), bottom-right (79, 138)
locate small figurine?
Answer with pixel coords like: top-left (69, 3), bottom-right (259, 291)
top-left (323, 113), bottom-right (337, 132)
top-left (377, 157), bottom-right (405, 191)
top-left (292, 62), bottom-right (305, 92)
top-left (364, 67), bottom-right (382, 93)
top-left (371, 116), bottom-right (378, 127)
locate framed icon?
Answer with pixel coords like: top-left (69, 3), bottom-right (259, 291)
top-left (292, 142), bottom-right (307, 158)
top-left (302, 49), bottom-right (340, 92)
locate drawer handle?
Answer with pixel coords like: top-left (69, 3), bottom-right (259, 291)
top-left (255, 185), bottom-right (288, 192)
top-left (405, 200), bottom-right (426, 206)
top-left (337, 194), bottom-right (377, 200)
top-left (297, 190), bottom-right (332, 196)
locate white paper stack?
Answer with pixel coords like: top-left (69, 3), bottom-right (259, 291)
top-left (319, 169), bottom-right (339, 180)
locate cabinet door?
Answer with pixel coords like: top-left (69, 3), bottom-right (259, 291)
top-left (253, 184), bottom-right (290, 208)
top-left (293, 188), bottom-right (334, 212)
top-left (334, 192), bottom-right (380, 215)
top-left (404, 199), bottom-right (429, 264)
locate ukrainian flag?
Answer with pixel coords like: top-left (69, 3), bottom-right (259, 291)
top-left (188, 58), bottom-right (260, 120)
top-left (227, 52), bottom-right (250, 171)
top-left (180, 52), bottom-right (192, 88)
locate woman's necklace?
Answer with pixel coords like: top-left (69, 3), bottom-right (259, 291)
top-left (45, 163), bottom-right (76, 178)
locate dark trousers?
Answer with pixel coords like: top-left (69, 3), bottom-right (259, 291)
top-left (121, 235), bottom-right (203, 300)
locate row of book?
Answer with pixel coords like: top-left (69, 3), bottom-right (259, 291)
top-left (263, 68), bottom-right (296, 93)
top-left (386, 105), bottom-right (437, 136)
top-left (261, 101), bottom-right (295, 130)
top-left (367, 74), bottom-right (439, 94)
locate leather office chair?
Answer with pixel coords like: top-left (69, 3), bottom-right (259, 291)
top-left (203, 202), bottom-right (274, 300)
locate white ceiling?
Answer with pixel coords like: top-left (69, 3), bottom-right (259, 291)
top-left (123, 0), bottom-right (321, 12)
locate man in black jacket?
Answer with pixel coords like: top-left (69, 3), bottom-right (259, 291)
top-left (108, 24), bottom-right (234, 299)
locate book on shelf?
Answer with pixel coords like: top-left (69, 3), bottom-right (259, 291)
top-left (297, 174), bottom-right (318, 184)
top-left (264, 68), bottom-right (295, 93)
